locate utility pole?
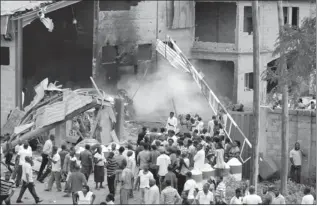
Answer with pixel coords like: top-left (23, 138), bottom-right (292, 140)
top-left (251, 0), bottom-right (260, 191)
top-left (277, 0), bottom-right (289, 195)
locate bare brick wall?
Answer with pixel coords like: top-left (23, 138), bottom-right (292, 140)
top-left (1, 39), bottom-right (16, 128)
top-left (265, 110), bottom-right (316, 182)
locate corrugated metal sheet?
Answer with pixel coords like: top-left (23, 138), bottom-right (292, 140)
top-left (1, 1), bottom-right (52, 16)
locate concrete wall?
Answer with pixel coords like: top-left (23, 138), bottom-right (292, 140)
top-left (237, 1), bottom-right (315, 53)
top-left (262, 109), bottom-right (316, 183)
top-left (1, 38), bottom-right (16, 128)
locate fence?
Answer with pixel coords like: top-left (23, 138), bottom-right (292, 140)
top-left (229, 111), bottom-right (254, 179)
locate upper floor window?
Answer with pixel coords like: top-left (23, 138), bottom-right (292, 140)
top-left (292, 7), bottom-right (299, 27)
top-left (243, 6), bottom-right (253, 35)
top-left (283, 7), bottom-right (289, 24)
top-left (1, 47), bottom-right (10, 66)
top-left (245, 72), bottom-right (254, 90)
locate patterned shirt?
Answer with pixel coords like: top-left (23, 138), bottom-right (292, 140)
top-left (0, 178), bottom-right (15, 196)
top-left (160, 186), bottom-right (181, 204)
top-left (106, 158), bottom-right (118, 176)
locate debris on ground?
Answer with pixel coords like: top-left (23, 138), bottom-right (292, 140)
top-left (1, 78), bottom-right (115, 152)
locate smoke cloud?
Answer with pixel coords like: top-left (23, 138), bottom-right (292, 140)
top-left (117, 59), bottom-right (214, 122)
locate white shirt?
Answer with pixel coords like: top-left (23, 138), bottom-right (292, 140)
top-left (290, 149), bottom-right (302, 166)
top-left (156, 154), bottom-right (171, 176)
top-left (22, 91), bottom-right (25, 106)
top-left (243, 194), bottom-right (262, 205)
top-left (208, 120), bottom-right (215, 133)
top-left (301, 194), bottom-right (314, 204)
top-left (166, 117), bottom-right (177, 132)
top-left (0, 147), bottom-right (3, 162)
top-left (184, 179), bottom-right (198, 199)
top-left (94, 153), bottom-right (106, 166)
top-left (138, 170), bottom-right (153, 189)
top-left (15, 144), bottom-right (22, 153)
top-left (193, 149), bottom-right (205, 170)
top-left (18, 147), bottom-right (32, 165)
top-left (167, 135), bottom-right (178, 146)
top-left (230, 196), bottom-right (243, 204)
top-left (196, 190), bottom-right (214, 204)
top-left (196, 121), bottom-right (204, 132)
top-left (77, 191), bottom-right (93, 205)
top-left (22, 162), bottom-right (33, 182)
top-left (51, 153), bottom-right (61, 172)
top-left (43, 139), bottom-right (53, 155)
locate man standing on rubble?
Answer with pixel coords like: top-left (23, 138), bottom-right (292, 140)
top-left (79, 144), bottom-right (93, 181)
top-left (37, 135), bottom-right (55, 181)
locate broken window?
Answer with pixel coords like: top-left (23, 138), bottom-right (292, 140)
top-left (137, 44), bottom-right (152, 61)
top-left (102, 45), bottom-right (117, 64)
top-left (292, 7), bottom-right (299, 27)
top-left (283, 7), bottom-right (289, 24)
top-left (243, 6), bottom-right (253, 35)
top-left (245, 72), bottom-right (254, 90)
top-left (1, 47), bottom-right (10, 66)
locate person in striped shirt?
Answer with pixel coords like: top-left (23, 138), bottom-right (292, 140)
top-left (106, 152), bottom-right (118, 196)
top-left (214, 176), bottom-right (227, 204)
top-left (0, 170), bottom-right (15, 205)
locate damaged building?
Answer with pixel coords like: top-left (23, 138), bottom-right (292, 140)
top-left (1, 0), bottom-right (315, 129)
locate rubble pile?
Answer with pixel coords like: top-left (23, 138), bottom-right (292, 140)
top-left (2, 78), bottom-right (114, 151)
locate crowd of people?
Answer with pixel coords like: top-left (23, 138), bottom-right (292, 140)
top-left (0, 111), bottom-right (315, 205)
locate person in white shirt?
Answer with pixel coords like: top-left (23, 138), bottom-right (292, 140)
top-left (301, 187), bottom-right (315, 204)
top-left (45, 146), bottom-right (62, 191)
top-left (183, 172), bottom-right (198, 203)
top-left (156, 150), bottom-right (171, 190)
top-left (73, 185), bottom-right (96, 205)
top-left (37, 135), bottom-right (55, 181)
top-left (271, 188), bottom-right (286, 204)
top-left (16, 156), bottom-right (42, 204)
top-left (14, 139), bottom-right (23, 154)
top-left (243, 186), bottom-right (262, 205)
top-left (146, 179), bottom-right (160, 204)
top-left (219, 109), bottom-right (228, 129)
top-left (0, 146), bottom-right (3, 162)
top-left (134, 166), bottom-right (154, 204)
top-left (195, 183), bottom-right (214, 204)
top-left (193, 144), bottom-right (205, 170)
top-left (166, 112), bottom-right (177, 133)
top-left (167, 130), bottom-right (178, 147)
top-left (15, 142), bottom-right (32, 187)
top-left (195, 117), bottom-right (204, 132)
top-left (208, 116), bottom-right (217, 135)
top-left (230, 188), bottom-right (243, 204)
top-left (289, 142), bottom-right (306, 183)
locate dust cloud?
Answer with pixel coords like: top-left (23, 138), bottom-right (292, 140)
top-left (117, 59), bottom-right (214, 121)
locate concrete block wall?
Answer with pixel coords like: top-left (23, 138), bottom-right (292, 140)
top-left (264, 110), bottom-right (316, 182)
top-left (1, 39), bottom-right (16, 128)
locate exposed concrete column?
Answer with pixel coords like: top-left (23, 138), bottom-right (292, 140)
top-left (15, 19), bottom-right (23, 109)
top-left (288, 7), bottom-right (292, 25)
top-left (114, 98), bottom-right (124, 141)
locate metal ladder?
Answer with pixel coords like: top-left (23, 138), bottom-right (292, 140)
top-left (156, 35), bottom-right (252, 163)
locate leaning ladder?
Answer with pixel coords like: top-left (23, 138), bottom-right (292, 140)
top-left (156, 35), bottom-right (252, 163)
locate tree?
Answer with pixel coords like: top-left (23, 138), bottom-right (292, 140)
top-left (264, 7), bottom-right (316, 195)
top-left (264, 15), bottom-right (316, 103)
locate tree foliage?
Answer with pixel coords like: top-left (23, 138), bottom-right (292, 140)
top-left (263, 15), bottom-right (316, 100)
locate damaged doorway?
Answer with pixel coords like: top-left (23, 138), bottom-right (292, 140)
top-left (23, 1), bottom-right (94, 107)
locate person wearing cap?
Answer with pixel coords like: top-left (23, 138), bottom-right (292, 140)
top-left (0, 170), bottom-right (15, 205)
top-left (271, 187), bottom-right (286, 204)
top-left (242, 185), bottom-right (262, 205)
